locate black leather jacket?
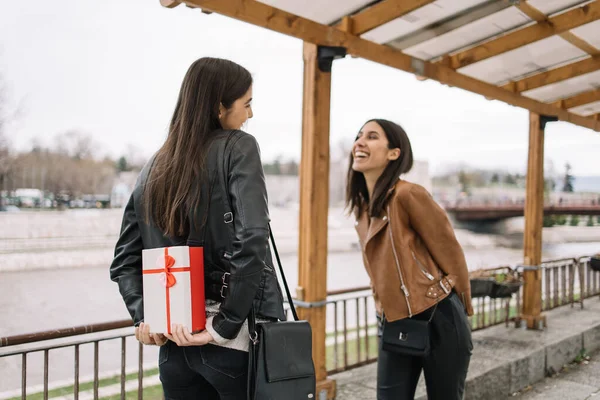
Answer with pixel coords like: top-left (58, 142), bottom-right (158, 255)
top-left (109, 130), bottom-right (286, 340)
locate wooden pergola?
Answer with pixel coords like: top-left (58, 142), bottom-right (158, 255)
top-left (162, 0), bottom-right (600, 397)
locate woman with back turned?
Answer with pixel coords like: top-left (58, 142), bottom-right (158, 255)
top-left (110, 57), bottom-right (285, 399)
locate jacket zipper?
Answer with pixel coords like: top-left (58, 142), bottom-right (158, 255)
top-left (411, 250), bottom-right (435, 281)
top-left (387, 206), bottom-right (413, 317)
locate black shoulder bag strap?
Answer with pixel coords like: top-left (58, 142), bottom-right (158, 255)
top-left (216, 130), bottom-right (299, 324)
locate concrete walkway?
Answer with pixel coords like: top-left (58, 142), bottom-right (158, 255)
top-left (334, 296), bottom-right (600, 399)
top-left (513, 348), bottom-right (600, 400)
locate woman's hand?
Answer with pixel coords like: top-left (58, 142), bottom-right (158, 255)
top-left (165, 324), bottom-right (214, 346)
top-left (135, 323), bottom-right (169, 346)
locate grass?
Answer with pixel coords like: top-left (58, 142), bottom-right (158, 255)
top-left (326, 331), bottom-right (379, 372)
top-left (573, 348), bottom-right (590, 364)
top-left (101, 384), bottom-right (164, 400)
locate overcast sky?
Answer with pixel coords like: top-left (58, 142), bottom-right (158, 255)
top-left (1, 0), bottom-right (599, 176)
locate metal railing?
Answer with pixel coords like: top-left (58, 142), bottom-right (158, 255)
top-left (468, 255), bottom-right (597, 332)
top-left (2, 254), bottom-right (599, 398)
top-left (322, 286), bottom-right (377, 374)
top-left (0, 320), bottom-right (146, 400)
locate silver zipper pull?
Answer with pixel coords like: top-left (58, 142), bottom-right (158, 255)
top-left (401, 285), bottom-right (410, 297)
top-left (411, 251), bottom-right (435, 280)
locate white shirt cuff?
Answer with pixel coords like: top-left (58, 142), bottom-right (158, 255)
top-left (205, 315), bottom-right (229, 345)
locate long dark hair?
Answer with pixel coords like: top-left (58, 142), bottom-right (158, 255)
top-left (345, 119), bottom-right (413, 218)
top-left (143, 57), bottom-right (252, 236)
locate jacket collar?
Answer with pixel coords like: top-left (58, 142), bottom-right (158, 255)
top-left (354, 179), bottom-right (401, 247)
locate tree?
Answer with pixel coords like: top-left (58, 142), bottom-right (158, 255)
top-left (562, 163), bottom-right (575, 192)
top-left (273, 157), bottom-right (281, 175)
top-left (116, 156), bottom-right (129, 172)
top-left (458, 170), bottom-right (470, 193)
top-left (54, 130), bottom-right (97, 160)
top-left (0, 74), bottom-right (13, 194)
top-left (124, 144), bottom-right (147, 170)
top-left (287, 159), bottom-right (299, 175)
top-left (280, 159), bottom-right (299, 175)
top-left (570, 215), bottom-right (580, 226)
top-left (504, 174), bottom-right (517, 185)
top-left (543, 215), bottom-right (555, 227)
top-left (490, 173), bottom-right (499, 184)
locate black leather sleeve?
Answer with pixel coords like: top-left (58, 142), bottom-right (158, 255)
top-left (109, 192), bottom-right (144, 326)
top-left (211, 133), bottom-right (270, 339)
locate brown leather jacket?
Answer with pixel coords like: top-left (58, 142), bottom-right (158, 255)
top-left (355, 180), bottom-right (473, 322)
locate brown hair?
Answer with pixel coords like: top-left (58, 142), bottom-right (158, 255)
top-left (345, 119), bottom-right (413, 218)
top-left (143, 57), bottom-right (252, 236)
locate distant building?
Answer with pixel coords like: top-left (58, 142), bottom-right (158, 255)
top-left (402, 160), bottom-right (432, 192)
top-left (110, 171), bottom-right (139, 208)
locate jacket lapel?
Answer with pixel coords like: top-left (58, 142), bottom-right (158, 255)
top-left (366, 213), bottom-right (388, 245)
top-left (354, 183), bottom-right (398, 248)
top-left (354, 209), bottom-right (390, 249)
top-left (355, 211), bottom-right (369, 249)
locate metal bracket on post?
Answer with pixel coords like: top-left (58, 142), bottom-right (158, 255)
top-left (516, 265), bottom-right (541, 272)
top-left (540, 115), bottom-right (559, 130)
top-left (317, 46), bottom-right (347, 72)
top-left (292, 299), bottom-right (328, 309)
top-left (411, 57), bottom-right (426, 77)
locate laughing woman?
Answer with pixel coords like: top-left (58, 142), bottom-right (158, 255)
top-left (346, 119), bottom-right (473, 400)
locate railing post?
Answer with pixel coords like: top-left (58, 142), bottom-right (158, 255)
top-left (297, 42), bottom-right (345, 399)
top-left (520, 112), bottom-right (556, 329)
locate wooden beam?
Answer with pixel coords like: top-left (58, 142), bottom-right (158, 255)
top-left (442, 0), bottom-right (600, 70)
top-left (339, 16), bottom-right (354, 35)
top-left (347, 0), bottom-right (435, 36)
top-left (501, 56), bottom-right (600, 93)
top-left (555, 88), bottom-right (600, 109)
top-left (171, 0), bottom-right (600, 133)
top-left (516, 2), bottom-right (600, 56)
top-left (388, 0), bottom-right (514, 51)
top-left (514, 1), bottom-right (547, 22)
top-left (560, 32), bottom-right (600, 56)
top-left (521, 112), bottom-right (547, 330)
top-left (297, 42), bottom-right (336, 398)
top-left (160, 0), bottom-right (181, 7)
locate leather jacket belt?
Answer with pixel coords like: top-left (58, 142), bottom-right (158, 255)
top-left (425, 276), bottom-right (455, 299)
top-left (205, 271), bottom-right (230, 301)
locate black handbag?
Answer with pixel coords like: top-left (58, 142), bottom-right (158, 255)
top-left (590, 255), bottom-right (600, 272)
top-left (214, 131), bottom-right (315, 399)
top-left (246, 227), bottom-right (316, 400)
top-left (381, 302), bottom-right (438, 357)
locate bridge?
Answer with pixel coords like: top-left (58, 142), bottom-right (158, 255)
top-left (445, 200), bottom-right (600, 222)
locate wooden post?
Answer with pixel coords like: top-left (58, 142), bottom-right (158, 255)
top-left (521, 112), bottom-right (553, 330)
top-left (297, 42), bottom-right (337, 398)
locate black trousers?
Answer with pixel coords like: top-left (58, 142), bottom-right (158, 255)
top-left (158, 341), bottom-right (248, 400)
top-left (377, 292), bottom-right (473, 400)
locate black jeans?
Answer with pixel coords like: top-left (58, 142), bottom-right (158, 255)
top-left (377, 292), bottom-right (473, 400)
top-left (158, 341), bottom-right (248, 400)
